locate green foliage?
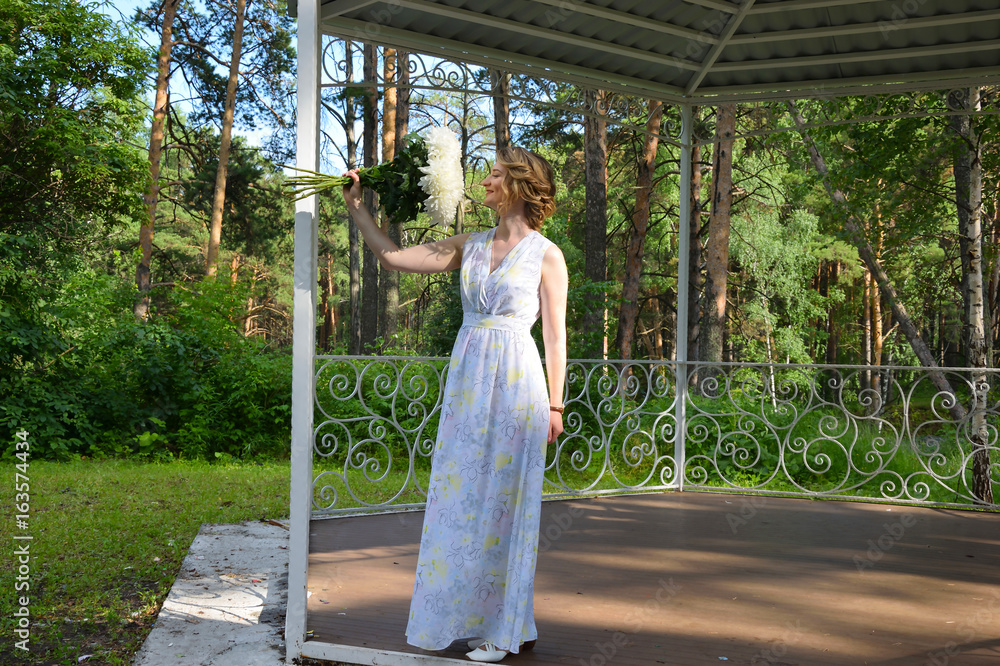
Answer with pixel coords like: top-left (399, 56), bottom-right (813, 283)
top-left (0, 0), bottom-right (151, 374)
top-left (181, 136), bottom-right (294, 263)
top-left (3, 9), bottom-right (997, 483)
top-left (0, 0), bottom-right (157, 459)
top-left (1, 248), bottom-right (139, 458)
top-left (775, 94), bottom-right (988, 365)
top-left (0, 0), bottom-right (297, 461)
top-left (421, 272), bottom-right (465, 355)
top-left (1, 269), bottom-right (292, 461)
top-left (731, 185), bottom-right (827, 363)
top-left (0, 0), bottom-right (150, 236)
top-left (161, 283), bottom-right (293, 459)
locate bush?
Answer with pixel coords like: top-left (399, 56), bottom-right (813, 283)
top-left (1, 272), bottom-right (292, 460)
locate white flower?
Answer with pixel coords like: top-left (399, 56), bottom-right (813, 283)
top-left (418, 127), bottom-right (464, 227)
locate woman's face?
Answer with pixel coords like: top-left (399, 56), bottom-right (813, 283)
top-left (480, 163), bottom-right (506, 211)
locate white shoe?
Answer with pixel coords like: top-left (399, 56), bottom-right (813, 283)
top-left (467, 641), bottom-right (507, 662)
top-left (469, 639), bottom-right (536, 652)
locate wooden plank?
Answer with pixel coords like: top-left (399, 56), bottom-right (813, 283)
top-left (307, 493), bottom-right (1000, 665)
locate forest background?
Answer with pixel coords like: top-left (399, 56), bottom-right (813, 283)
top-left (3, 0), bottom-right (999, 466)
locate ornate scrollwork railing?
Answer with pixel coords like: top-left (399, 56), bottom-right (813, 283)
top-left (681, 362), bottom-right (998, 506)
top-left (553, 360), bottom-right (678, 495)
top-left (312, 357), bottom-right (999, 515)
top-left (318, 38), bottom-right (685, 145)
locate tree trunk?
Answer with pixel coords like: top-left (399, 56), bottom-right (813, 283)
top-left (616, 100), bottom-right (662, 359)
top-left (396, 51), bottom-right (409, 140)
top-left (825, 261), bottom-right (840, 366)
top-left (393, 51), bottom-right (410, 341)
top-left (344, 42), bottom-right (361, 354)
top-left (688, 111), bottom-right (703, 370)
top-left (380, 48), bottom-right (397, 168)
top-left (951, 86), bottom-right (992, 503)
top-left (321, 253), bottom-right (335, 350)
top-left (245, 295), bottom-right (254, 336)
top-left (786, 100), bottom-right (966, 421)
top-left (955, 176), bottom-right (973, 361)
top-left (360, 43), bottom-right (379, 353)
top-left (990, 221), bottom-right (1000, 363)
top-left (491, 69), bottom-right (511, 150)
top-left (862, 269), bottom-right (872, 392)
top-left (702, 104), bottom-right (735, 366)
top-left (664, 289), bottom-right (677, 361)
top-left (872, 270), bottom-right (883, 394)
top-left (378, 48), bottom-right (399, 347)
top-left (823, 261), bottom-right (840, 402)
top-left (651, 295), bottom-right (664, 360)
top-left (583, 88), bottom-right (608, 358)
top-left (136, 0), bottom-right (180, 319)
top-left (939, 307), bottom-right (947, 365)
top-left (205, 0), bottom-right (247, 276)
top-left (456, 91), bottom-right (472, 236)
top-left (871, 219), bottom-right (885, 399)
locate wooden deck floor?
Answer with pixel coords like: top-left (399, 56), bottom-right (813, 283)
top-left (306, 492), bottom-right (1000, 665)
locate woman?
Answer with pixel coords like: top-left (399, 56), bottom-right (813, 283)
top-left (342, 146), bottom-right (568, 663)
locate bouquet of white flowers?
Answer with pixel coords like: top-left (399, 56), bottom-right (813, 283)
top-left (286, 127), bottom-right (465, 227)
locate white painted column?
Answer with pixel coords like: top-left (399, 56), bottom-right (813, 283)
top-left (673, 104), bottom-right (692, 492)
top-left (285, 0), bottom-right (320, 660)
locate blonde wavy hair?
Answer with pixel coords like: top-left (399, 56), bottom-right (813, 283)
top-left (495, 147), bottom-right (557, 231)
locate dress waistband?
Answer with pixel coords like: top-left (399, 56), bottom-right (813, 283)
top-left (462, 312), bottom-right (529, 334)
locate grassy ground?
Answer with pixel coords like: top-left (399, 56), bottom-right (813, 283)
top-left (0, 459), bottom-right (292, 666)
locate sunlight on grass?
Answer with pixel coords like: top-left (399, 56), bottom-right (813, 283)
top-left (0, 459), bottom-right (290, 665)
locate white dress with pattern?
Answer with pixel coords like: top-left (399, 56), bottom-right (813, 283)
top-left (405, 228), bottom-right (553, 653)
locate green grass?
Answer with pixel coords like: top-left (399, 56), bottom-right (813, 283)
top-left (0, 459), bottom-right (293, 666)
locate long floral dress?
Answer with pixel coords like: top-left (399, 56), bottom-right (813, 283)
top-left (405, 228), bottom-right (553, 654)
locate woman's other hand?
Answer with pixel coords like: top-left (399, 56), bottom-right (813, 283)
top-left (548, 410), bottom-right (563, 444)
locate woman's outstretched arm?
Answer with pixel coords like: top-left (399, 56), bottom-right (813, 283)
top-left (540, 244), bottom-right (569, 443)
top-left (342, 169), bottom-right (468, 274)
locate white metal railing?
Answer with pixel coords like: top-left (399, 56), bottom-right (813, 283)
top-left (311, 356), bottom-right (1000, 514)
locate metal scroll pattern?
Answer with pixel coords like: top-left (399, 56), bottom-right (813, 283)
top-left (318, 38), bottom-right (684, 144)
top-left (311, 356), bottom-right (680, 514)
top-left (552, 360), bottom-right (678, 495)
top-left (683, 363), bottom-right (998, 507)
top-left (313, 356), bottom-right (448, 512)
top-left (318, 37), bottom-right (998, 150)
top-left (312, 357), bottom-right (999, 514)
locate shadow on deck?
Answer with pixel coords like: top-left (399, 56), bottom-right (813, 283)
top-left (305, 492), bottom-right (1000, 665)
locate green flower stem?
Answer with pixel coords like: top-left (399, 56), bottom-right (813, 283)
top-left (284, 133), bottom-right (429, 224)
top-left (284, 169), bottom-right (371, 202)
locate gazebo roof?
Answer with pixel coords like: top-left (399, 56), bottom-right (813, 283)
top-left (307, 0), bottom-right (1000, 103)
top-left (284, 4), bottom-right (1000, 666)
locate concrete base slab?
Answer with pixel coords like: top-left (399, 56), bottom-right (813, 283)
top-left (133, 521), bottom-right (290, 666)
